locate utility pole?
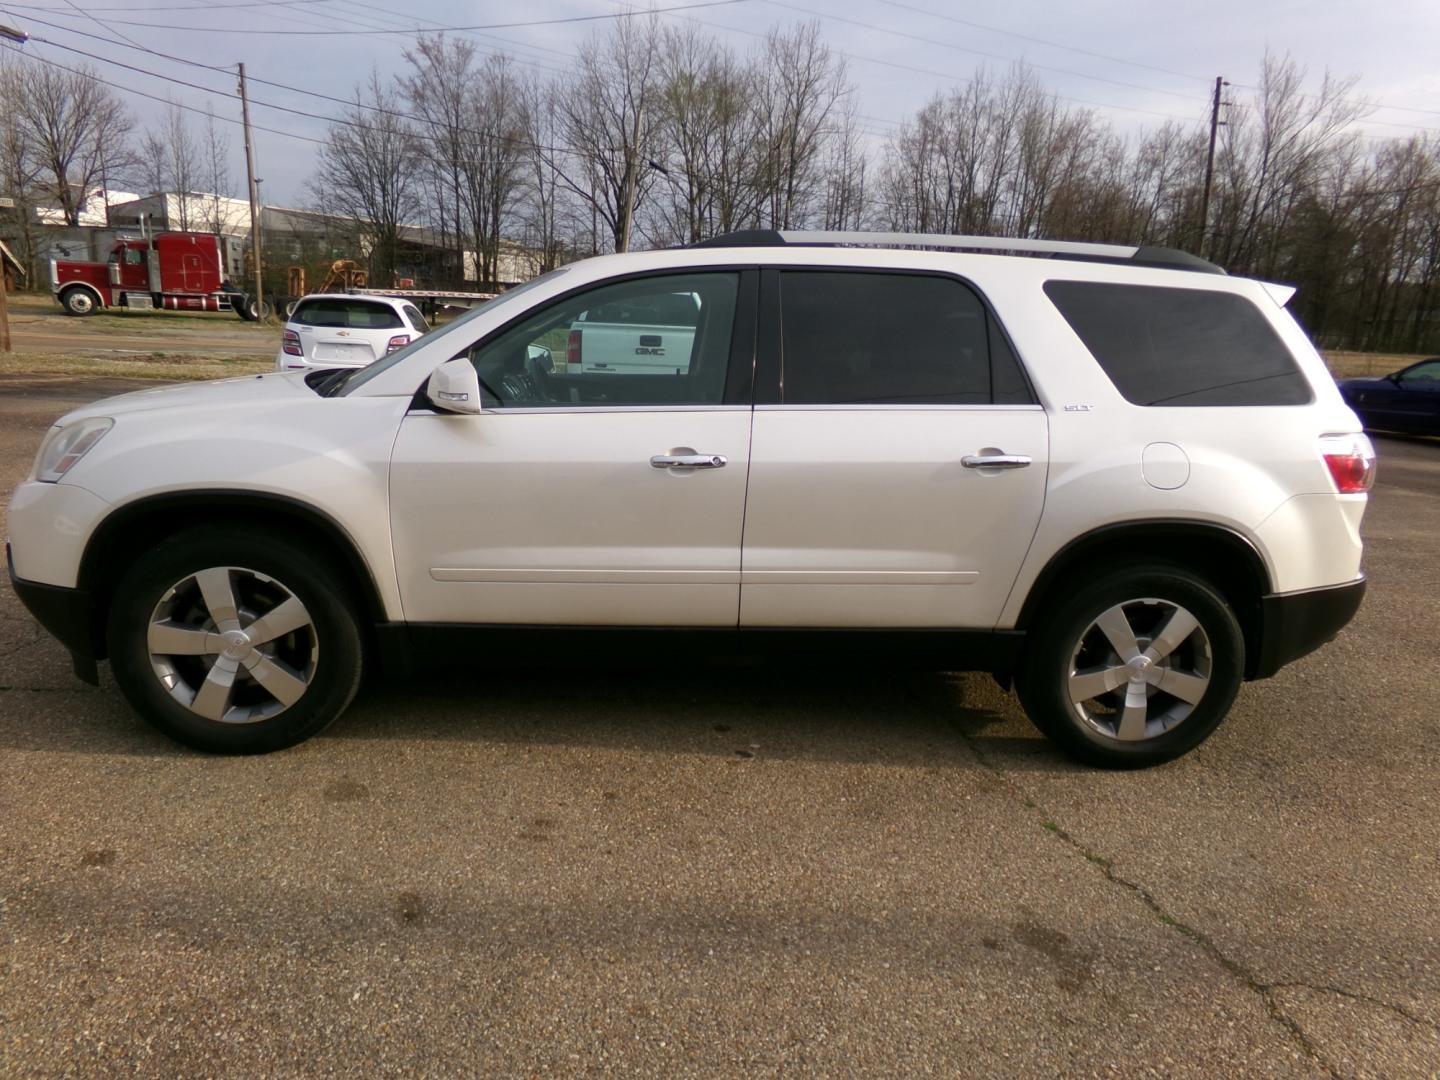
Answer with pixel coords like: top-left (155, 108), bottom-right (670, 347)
top-left (618, 102), bottom-right (646, 253)
top-left (0, 255), bottom-right (10, 354)
top-left (1199, 75), bottom-right (1229, 260)
top-left (0, 22), bottom-right (24, 350)
top-left (237, 62), bottom-right (266, 319)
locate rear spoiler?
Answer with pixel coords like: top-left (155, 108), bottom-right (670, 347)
top-left (1260, 281), bottom-right (1296, 307)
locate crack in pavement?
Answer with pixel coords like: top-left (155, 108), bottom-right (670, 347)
top-left (915, 685), bottom-right (1411, 1080)
top-left (0, 685), bottom-right (96, 693)
top-left (1267, 981), bottom-right (1440, 1036)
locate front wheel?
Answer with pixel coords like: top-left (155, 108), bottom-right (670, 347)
top-left (106, 529), bottom-right (364, 753)
top-left (1016, 565), bottom-right (1244, 768)
top-left (61, 287), bottom-right (97, 316)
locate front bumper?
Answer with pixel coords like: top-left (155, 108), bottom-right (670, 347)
top-left (1249, 576), bottom-right (1366, 679)
top-left (6, 544), bottom-right (101, 683)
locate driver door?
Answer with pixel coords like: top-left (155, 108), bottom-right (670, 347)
top-left (388, 270), bottom-right (756, 626)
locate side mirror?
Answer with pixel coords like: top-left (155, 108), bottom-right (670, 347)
top-left (527, 343), bottom-right (554, 373)
top-left (426, 358), bottom-right (483, 415)
top-left (1387, 372), bottom-right (1402, 384)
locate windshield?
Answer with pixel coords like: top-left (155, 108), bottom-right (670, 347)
top-left (338, 268), bottom-right (569, 395)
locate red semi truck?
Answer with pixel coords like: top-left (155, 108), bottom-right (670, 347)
top-left (50, 231), bottom-right (253, 318)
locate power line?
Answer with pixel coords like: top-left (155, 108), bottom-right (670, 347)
top-left (29, 0), bottom-right (752, 35)
top-left (11, 24), bottom-right (633, 160)
top-left (621, 1), bottom-right (1205, 125)
top-left (760, 0), bottom-right (1203, 103)
top-left (0, 38), bottom-right (328, 144)
top-left (870, 0), bottom-right (1210, 85)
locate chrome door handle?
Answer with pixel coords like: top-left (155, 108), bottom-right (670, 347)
top-left (962, 453), bottom-right (1032, 470)
top-left (650, 453), bottom-right (727, 469)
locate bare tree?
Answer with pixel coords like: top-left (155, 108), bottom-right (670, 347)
top-left (0, 63), bottom-right (44, 276)
top-left (8, 58), bottom-right (133, 226)
top-left (316, 72), bottom-right (420, 283)
top-left (554, 14), bottom-right (664, 253)
top-left (751, 22), bottom-right (852, 229)
top-left (516, 74), bottom-right (569, 274)
top-left (202, 108), bottom-right (232, 235)
top-left (1211, 52), bottom-right (1369, 275)
top-left (650, 24), bottom-right (765, 243)
top-left (401, 35), bottom-right (474, 284)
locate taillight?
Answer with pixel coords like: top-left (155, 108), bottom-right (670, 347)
top-left (567, 328), bottom-right (582, 370)
top-left (387, 334), bottom-right (410, 354)
top-left (1319, 433), bottom-right (1376, 493)
top-left (282, 329), bottom-right (303, 357)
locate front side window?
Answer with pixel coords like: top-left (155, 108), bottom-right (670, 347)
top-left (1044, 280), bottom-right (1312, 406)
top-left (462, 273), bottom-right (739, 408)
top-left (778, 271), bottom-right (1032, 405)
top-left (124, 248), bottom-right (144, 266)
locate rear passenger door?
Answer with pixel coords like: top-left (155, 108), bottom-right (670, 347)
top-left (739, 269), bottom-right (1048, 628)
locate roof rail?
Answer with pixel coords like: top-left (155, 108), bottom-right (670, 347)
top-left (689, 229), bottom-right (1224, 275)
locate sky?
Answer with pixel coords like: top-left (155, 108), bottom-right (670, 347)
top-left (1, 0), bottom-right (1438, 208)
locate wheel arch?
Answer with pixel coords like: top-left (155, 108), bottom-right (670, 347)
top-left (58, 282), bottom-right (105, 312)
top-left (78, 490), bottom-right (389, 661)
top-left (1014, 520), bottom-right (1274, 679)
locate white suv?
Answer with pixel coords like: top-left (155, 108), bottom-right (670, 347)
top-left (7, 231), bottom-right (1373, 766)
top-left (276, 293), bottom-right (430, 371)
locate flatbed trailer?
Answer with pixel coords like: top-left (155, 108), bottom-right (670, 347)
top-left (347, 287), bottom-right (499, 318)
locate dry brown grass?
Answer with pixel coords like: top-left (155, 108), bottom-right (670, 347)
top-left (0, 351), bottom-right (271, 381)
top-left (1320, 350), bottom-right (1427, 380)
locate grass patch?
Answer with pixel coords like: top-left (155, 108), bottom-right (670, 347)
top-left (0, 350), bottom-right (272, 381)
top-left (1321, 350), bottom-right (1425, 379)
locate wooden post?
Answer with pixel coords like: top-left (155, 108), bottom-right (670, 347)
top-left (0, 265), bottom-right (11, 353)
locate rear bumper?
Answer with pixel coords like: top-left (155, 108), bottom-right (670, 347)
top-left (1250, 576), bottom-right (1365, 679)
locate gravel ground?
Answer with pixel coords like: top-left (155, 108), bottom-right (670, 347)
top-left (2, 378), bottom-right (1437, 1078)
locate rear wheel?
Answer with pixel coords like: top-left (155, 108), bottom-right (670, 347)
top-left (106, 529), bottom-right (363, 753)
top-left (246, 296), bottom-right (275, 321)
top-left (1017, 564), bottom-right (1243, 768)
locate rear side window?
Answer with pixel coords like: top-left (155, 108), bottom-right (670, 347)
top-left (1044, 281), bottom-right (1311, 406)
top-left (402, 304), bottom-right (430, 333)
top-left (778, 271), bottom-right (1033, 405)
top-left (291, 298), bottom-right (404, 330)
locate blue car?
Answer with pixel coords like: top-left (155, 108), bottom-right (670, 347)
top-left (1338, 357), bottom-right (1440, 435)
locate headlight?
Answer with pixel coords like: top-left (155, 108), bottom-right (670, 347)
top-left (31, 418), bottom-right (114, 483)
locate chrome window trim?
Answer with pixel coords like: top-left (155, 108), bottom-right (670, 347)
top-left (753, 404), bottom-right (1045, 412)
top-left (407, 405), bottom-right (753, 416)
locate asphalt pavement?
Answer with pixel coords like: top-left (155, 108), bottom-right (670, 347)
top-left (2, 376), bottom-right (1437, 1077)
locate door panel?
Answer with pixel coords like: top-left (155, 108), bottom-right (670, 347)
top-left (739, 268), bottom-right (1047, 629)
top-left (740, 409), bottom-right (1048, 627)
top-left (390, 409), bottom-right (752, 624)
top-left (388, 267), bottom-right (756, 627)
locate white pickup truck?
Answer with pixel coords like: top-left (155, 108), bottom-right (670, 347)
top-left (562, 290), bottom-right (700, 375)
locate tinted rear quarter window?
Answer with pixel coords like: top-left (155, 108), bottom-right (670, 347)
top-left (1044, 281), bottom-right (1311, 406)
top-left (779, 271), bottom-right (1033, 405)
top-left (292, 299), bottom-right (403, 330)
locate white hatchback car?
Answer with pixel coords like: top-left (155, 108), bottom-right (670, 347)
top-left (8, 231), bottom-right (1372, 766)
top-left (276, 293), bottom-right (430, 371)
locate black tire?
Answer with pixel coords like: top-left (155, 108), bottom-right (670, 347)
top-left (247, 296), bottom-right (275, 321)
top-left (1016, 564), bottom-right (1244, 769)
top-left (106, 528), bottom-right (364, 754)
top-left (235, 295), bottom-right (256, 320)
top-left (60, 286), bottom-right (98, 316)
